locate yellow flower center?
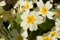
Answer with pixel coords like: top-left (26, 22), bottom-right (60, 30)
top-left (27, 15), bottom-right (36, 24)
top-left (56, 11), bottom-right (60, 18)
top-left (18, 6), bottom-right (20, 13)
top-left (25, 3), bottom-right (29, 11)
top-left (17, 35), bottom-right (23, 40)
top-left (44, 36), bottom-right (51, 40)
top-left (51, 31), bottom-right (58, 38)
top-left (40, 7), bottom-right (48, 16)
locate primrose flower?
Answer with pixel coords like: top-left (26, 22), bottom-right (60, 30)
top-left (21, 11), bottom-right (43, 31)
top-left (37, 0), bottom-right (54, 19)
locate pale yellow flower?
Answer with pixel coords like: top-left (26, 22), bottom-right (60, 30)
top-left (21, 11), bottom-right (43, 31)
top-left (37, 0), bottom-right (54, 19)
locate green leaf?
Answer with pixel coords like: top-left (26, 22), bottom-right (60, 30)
top-left (13, 20), bottom-right (22, 33)
top-left (15, 13), bottom-right (22, 24)
top-left (9, 20), bottom-right (22, 33)
top-left (39, 17), bottom-right (55, 31)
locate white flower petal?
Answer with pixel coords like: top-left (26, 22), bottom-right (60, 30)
top-left (23, 38), bottom-right (28, 40)
top-left (29, 1), bottom-right (33, 9)
top-left (52, 36), bottom-right (57, 40)
top-left (20, 0), bottom-right (25, 6)
top-left (55, 27), bottom-right (60, 31)
top-left (0, 1), bottom-right (6, 6)
top-left (37, 36), bottom-right (43, 40)
top-left (21, 15), bottom-right (26, 20)
top-left (45, 1), bottom-right (52, 10)
top-left (55, 19), bottom-right (60, 27)
top-left (21, 21), bottom-right (30, 30)
top-left (29, 24), bottom-right (38, 31)
top-left (37, 0), bottom-right (43, 9)
top-left (21, 12), bottom-right (29, 20)
top-left (30, 11), bottom-right (40, 16)
top-left (21, 30), bottom-right (28, 38)
top-left (35, 16), bottom-right (43, 24)
top-left (47, 11), bottom-right (54, 19)
top-left (57, 5), bottom-right (60, 9)
top-left (25, 10), bottom-right (30, 13)
top-left (58, 31), bottom-right (60, 38)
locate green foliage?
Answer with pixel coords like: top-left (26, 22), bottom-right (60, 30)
top-left (39, 17), bottom-right (55, 31)
top-left (9, 13), bottom-right (22, 32)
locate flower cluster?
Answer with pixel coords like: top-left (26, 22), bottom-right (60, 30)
top-left (0, 0), bottom-right (60, 40)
